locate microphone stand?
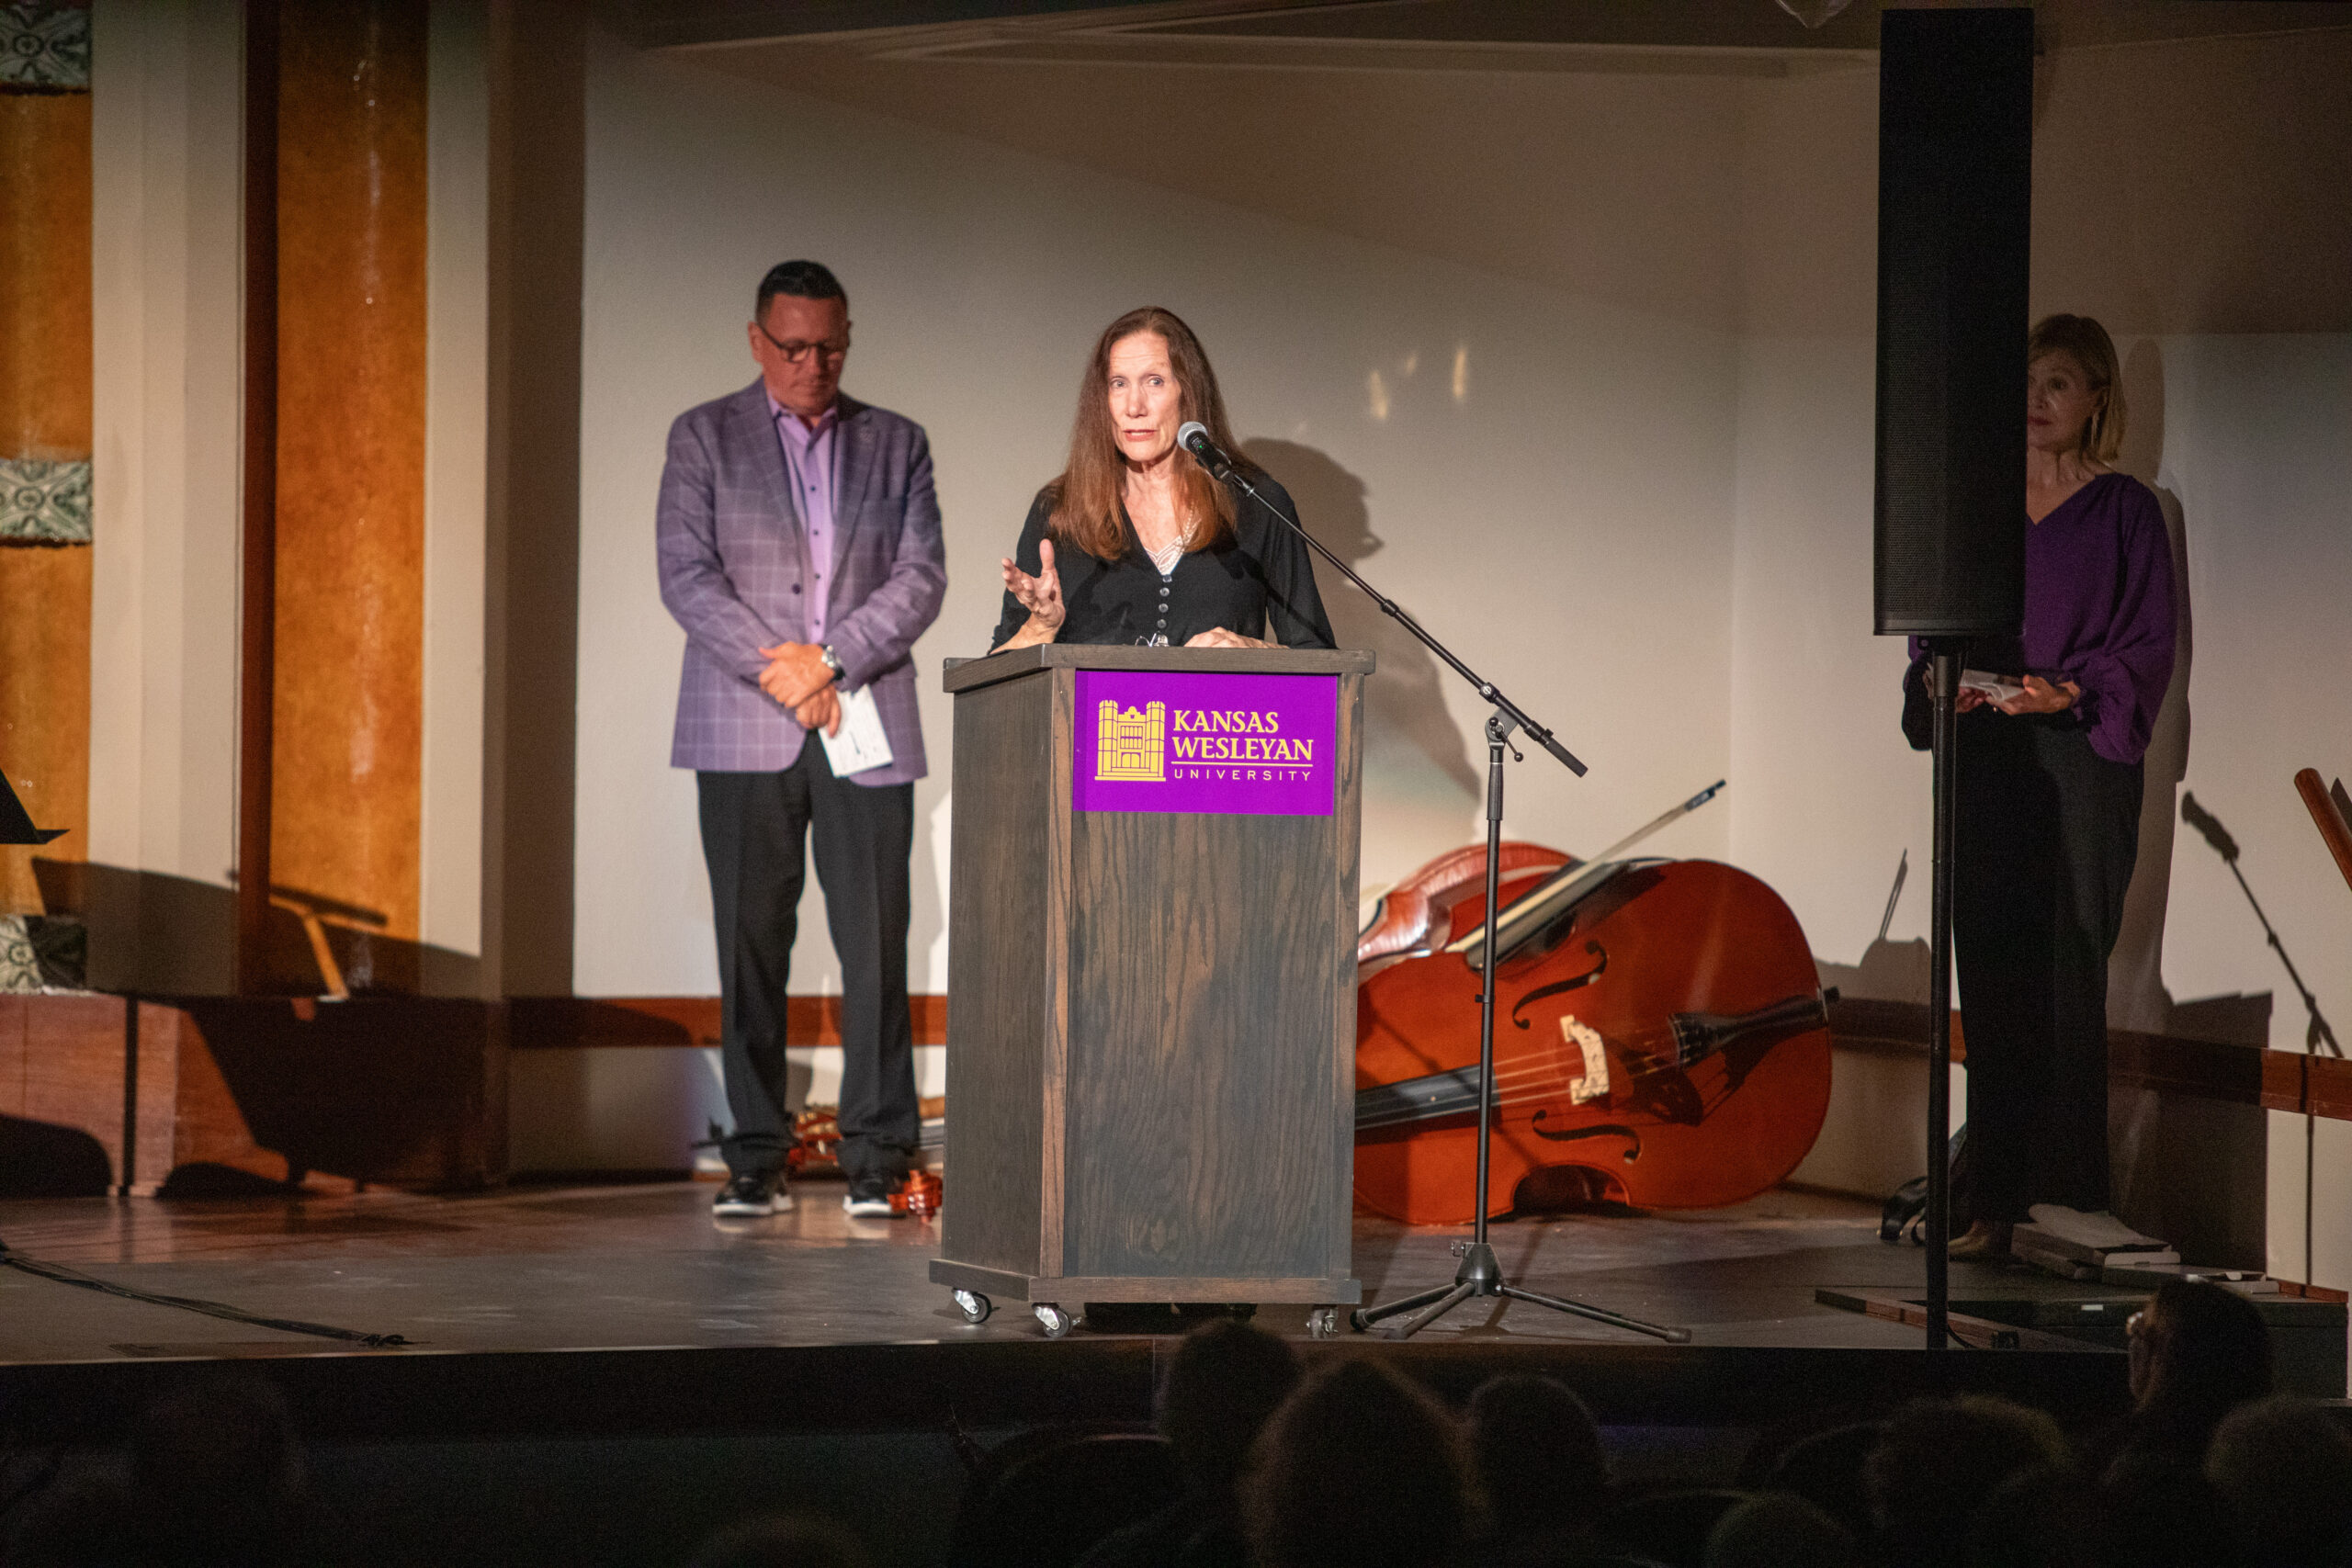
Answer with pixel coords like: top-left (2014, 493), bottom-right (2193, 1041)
top-left (1193, 439), bottom-right (1686, 1345)
top-left (2179, 790), bottom-right (2343, 1294)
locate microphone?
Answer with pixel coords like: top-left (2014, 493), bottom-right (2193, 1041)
top-left (2181, 791), bottom-right (2239, 863)
top-left (1177, 421), bottom-right (1237, 478)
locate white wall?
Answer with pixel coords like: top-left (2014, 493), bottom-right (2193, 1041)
top-left (421, 0), bottom-right (491, 979)
top-left (2154, 334), bottom-right (2352, 1286)
top-left (85, 0), bottom-right (246, 992)
top-left (574, 31), bottom-right (1746, 999)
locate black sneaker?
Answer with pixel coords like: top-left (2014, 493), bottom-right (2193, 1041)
top-left (842, 1177), bottom-right (897, 1218)
top-left (713, 1172), bottom-right (789, 1217)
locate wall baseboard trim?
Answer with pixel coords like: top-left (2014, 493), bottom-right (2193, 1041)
top-left (500, 992), bottom-right (2352, 1122)
top-left (506, 995), bottom-right (946, 1049)
top-left (1831, 996), bottom-right (2352, 1120)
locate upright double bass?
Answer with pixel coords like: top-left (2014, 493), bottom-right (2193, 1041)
top-left (1352, 786), bottom-right (1835, 1224)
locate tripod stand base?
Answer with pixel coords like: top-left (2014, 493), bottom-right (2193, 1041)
top-left (1348, 1243), bottom-right (1691, 1343)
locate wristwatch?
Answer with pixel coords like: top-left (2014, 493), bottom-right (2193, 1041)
top-left (819, 644), bottom-right (843, 681)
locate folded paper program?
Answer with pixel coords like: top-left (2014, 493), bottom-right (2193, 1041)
top-left (1959, 669), bottom-right (2026, 705)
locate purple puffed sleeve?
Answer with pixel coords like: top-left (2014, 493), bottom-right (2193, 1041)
top-left (2068, 482), bottom-right (2177, 765)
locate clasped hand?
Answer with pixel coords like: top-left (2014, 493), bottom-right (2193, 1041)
top-left (1945, 671), bottom-right (2080, 716)
top-left (1183, 626), bottom-right (1271, 649)
top-left (756, 641), bottom-right (842, 735)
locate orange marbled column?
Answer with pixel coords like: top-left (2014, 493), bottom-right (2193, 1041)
top-left (0, 6), bottom-right (95, 918)
top-left (267, 0), bottom-right (429, 987)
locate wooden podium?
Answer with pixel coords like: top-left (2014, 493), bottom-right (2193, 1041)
top-left (928, 645), bottom-right (1373, 1335)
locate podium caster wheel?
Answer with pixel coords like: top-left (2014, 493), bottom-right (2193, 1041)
top-left (952, 1289), bottom-right (992, 1325)
top-left (1034, 1303), bottom-right (1074, 1339)
top-left (1306, 1307), bottom-right (1338, 1340)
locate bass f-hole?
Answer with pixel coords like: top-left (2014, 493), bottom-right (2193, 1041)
top-left (1509, 941), bottom-right (1607, 1030)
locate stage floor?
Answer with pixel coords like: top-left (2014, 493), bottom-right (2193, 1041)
top-left (1, 1179), bottom-right (2017, 1364)
top-left (17, 1179), bottom-right (2342, 1568)
top-left (1, 1175), bottom-right (2211, 1492)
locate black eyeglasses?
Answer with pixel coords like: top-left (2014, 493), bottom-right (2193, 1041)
top-left (755, 321), bottom-right (852, 365)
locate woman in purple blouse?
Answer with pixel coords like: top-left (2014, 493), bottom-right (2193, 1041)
top-left (1902, 314), bottom-right (2177, 1258)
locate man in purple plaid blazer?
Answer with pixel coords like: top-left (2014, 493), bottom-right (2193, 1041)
top-left (657, 261), bottom-right (946, 1221)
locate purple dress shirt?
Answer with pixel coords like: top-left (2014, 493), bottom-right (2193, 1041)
top-left (770, 393), bottom-right (838, 643)
top-left (1906, 471), bottom-right (2177, 766)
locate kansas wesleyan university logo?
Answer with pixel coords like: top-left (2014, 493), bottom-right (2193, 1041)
top-left (1074, 671), bottom-right (1337, 818)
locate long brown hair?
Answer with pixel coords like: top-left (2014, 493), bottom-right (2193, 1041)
top-left (1047, 307), bottom-right (1249, 560)
top-left (2029, 313), bottom-right (2127, 464)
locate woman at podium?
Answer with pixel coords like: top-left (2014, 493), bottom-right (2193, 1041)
top-left (992, 307), bottom-right (1336, 651)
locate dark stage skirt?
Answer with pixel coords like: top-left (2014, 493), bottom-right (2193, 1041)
top-left (1951, 710), bottom-right (2143, 1224)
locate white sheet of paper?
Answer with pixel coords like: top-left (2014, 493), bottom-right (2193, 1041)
top-left (1959, 668), bottom-right (2026, 704)
top-left (819, 684), bottom-right (895, 776)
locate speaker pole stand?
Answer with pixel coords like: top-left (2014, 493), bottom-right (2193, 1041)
top-left (1924, 641), bottom-right (1962, 1350)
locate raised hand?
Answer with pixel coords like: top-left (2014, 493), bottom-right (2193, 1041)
top-left (999, 539), bottom-right (1066, 649)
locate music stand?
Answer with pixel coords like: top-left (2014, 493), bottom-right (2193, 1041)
top-left (0, 771), bottom-right (65, 845)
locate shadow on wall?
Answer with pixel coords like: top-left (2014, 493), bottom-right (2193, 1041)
top-left (1815, 849), bottom-right (1933, 1005)
top-left (2109, 337), bottom-right (2192, 1036)
top-left (1239, 440), bottom-right (1479, 811)
top-left (30, 860), bottom-right (482, 998)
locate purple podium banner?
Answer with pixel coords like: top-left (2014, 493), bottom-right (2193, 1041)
top-left (1072, 670), bottom-right (1338, 817)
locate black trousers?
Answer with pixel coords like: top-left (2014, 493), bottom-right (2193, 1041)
top-left (1951, 711), bottom-right (2143, 1223)
top-left (697, 747), bottom-right (918, 1184)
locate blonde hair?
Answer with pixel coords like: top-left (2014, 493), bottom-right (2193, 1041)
top-left (2029, 313), bottom-right (2126, 464)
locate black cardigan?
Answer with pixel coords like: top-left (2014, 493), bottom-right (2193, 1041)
top-left (989, 475), bottom-right (1338, 650)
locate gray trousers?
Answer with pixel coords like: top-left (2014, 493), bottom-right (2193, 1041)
top-left (696, 747), bottom-right (918, 1184)
top-left (1952, 711), bottom-right (2143, 1223)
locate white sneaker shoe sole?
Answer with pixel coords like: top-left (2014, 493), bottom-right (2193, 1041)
top-left (842, 1196), bottom-right (896, 1217)
top-left (714, 1190), bottom-right (794, 1217)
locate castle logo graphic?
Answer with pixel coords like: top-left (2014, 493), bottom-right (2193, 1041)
top-left (1094, 700), bottom-right (1166, 782)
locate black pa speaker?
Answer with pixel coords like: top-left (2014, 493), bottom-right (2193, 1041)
top-left (1872, 7), bottom-right (2034, 638)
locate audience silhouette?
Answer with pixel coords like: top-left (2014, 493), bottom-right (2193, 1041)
top-left (1243, 1359), bottom-right (1475, 1568)
top-left (2206, 1394), bottom-right (2352, 1566)
top-left (1704, 1493), bottom-right (1861, 1568)
top-left (1080, 1318), bottom-right (1304, 1568)
top-left (2104, 1278), bottom-right (2276, 1473)
top-left (1863, 1398), bottom-right (2069, 1568)
top-left (7, 1378), bottom-right (355, 1567)
top-left (1464, 1372), bottom-right (1611, 1562)
top-left (690, 1512), bottom-right (874, 1568)
top-left (2, 1287), bottom-right (2341, 1568)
